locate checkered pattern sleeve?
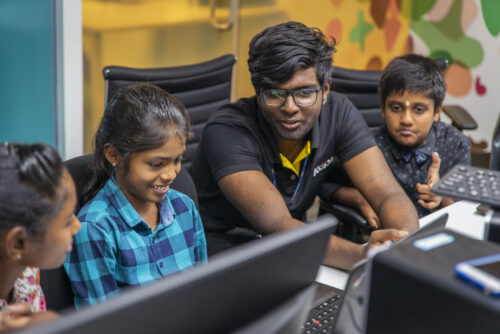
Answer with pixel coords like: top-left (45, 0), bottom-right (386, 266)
top-left (167, 190), bottom-right (208, 265)
top-left (193, 206), bottom-right (208, 263)
top-left (64, 218), bottom-right (119, 308)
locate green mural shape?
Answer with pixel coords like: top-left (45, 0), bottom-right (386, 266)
top-left (435, 0), bottom-right (464, 40)
top-left (429, 50), bottom-right (453, 65)
top-left (350, 10), bottom-right (374, 52)
top-left (411, 0), bottom-right (436, 20)
top-left (412, 21), bottom-right (483, 68)
top-left (481, 0), bottom-right (500, 36)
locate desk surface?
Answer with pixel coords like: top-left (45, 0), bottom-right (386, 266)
top-left (315, 200), bottom-right (485, 290)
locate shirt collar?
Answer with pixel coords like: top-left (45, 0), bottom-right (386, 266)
top-left (104, 176), bottom-right (175, 229)
top-left (280, 141), bottom-right (311, 175)
top-left (256, 97), bottom-right (320, 163)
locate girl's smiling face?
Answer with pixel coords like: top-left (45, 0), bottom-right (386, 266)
top-left (112, 134), bottom-right (186, 213)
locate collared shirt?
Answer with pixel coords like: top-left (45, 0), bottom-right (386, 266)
top-left (64, 177), bottom-right (207, 307)
top-left (374, 121), bottom-right (471, 217)
top-left (280, 140), bottom-right (311, 175)
top-left (189, 92), bottom-right (375, 232)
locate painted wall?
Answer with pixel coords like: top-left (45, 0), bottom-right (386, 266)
top-left (81, 0), bottom-right (498, 150)
top-left (0, 0), bottom-right (57, 147)
top-left (410, 0), bottom-right (499, 148)
top-left (311, 0), bottom-right (498, 148)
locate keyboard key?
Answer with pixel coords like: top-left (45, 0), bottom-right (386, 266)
top-left (301, 291), bottom-right (343, 334)
top-left (434, 165), bottom-right (500, 209)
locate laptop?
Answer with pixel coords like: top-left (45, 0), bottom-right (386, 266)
top-left (302, 212), bottom-right (449, 334)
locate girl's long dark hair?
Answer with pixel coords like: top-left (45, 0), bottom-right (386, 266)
top-left (81, 83), bottom-right (191, 206)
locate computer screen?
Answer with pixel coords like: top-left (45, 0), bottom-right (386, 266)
top-left (18, 215), bottom-right (337, 334)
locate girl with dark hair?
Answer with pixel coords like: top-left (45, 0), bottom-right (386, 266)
top-left (65, 83), bottom-right (207, 307)
top-left (0, 142), bottom-right (81, 331)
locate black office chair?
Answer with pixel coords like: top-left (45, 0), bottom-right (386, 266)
top-left (321, 59), bottom-right (478, 242)
top-left (102, 54), bottom-right (237, 170)
top-left (40, 154), bottom-right (199, 311)
top-left (491, 114), bottom-right (500, 171)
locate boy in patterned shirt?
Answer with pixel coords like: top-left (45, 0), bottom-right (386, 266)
top-left (332, 54), bottom-right (470, 220)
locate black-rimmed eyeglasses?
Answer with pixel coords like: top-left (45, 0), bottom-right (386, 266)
top-left (260, 88), bottom-right (321, 107)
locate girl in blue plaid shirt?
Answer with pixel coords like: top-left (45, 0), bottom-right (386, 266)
top-left (64, 84), bottom-right (207, 307)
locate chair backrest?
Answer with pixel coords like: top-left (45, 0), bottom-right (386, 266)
top-left (40, 154), bottom-right (199, 311)
top-left (102, 54), bottom-right (236, 170)
top-left (491, 115), bottom-right (500, 171)
top-left (331, 66), bottom-right (382, 131)
top-left (331, 58), bottom-right (449, 132)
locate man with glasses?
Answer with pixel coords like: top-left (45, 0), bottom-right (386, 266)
top-left (190, 21), bottom-right (418, 270)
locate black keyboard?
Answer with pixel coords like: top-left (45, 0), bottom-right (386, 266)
top-left (301, 283), bottom-right (344, 334)
top-left (433, 165), bottom-right (500, 208)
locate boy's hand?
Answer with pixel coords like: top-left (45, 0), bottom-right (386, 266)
top-left (416, 152), bottom-right (442, 209)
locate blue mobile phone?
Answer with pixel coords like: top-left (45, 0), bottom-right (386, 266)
top-left (455, 253), bottom-right (500, 296)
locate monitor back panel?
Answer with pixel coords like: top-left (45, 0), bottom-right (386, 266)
top-left (366, 231), bottom-right (500, 334)
top-left (20, 217), bottom-right (337, 334)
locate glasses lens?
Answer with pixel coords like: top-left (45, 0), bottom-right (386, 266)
top-left (263, 89), bottom-right (286, 106)
top-left (293, 89), bottom-right (318, 106)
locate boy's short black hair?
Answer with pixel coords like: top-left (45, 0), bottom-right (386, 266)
top-left (248, 21), bottom-right (336, 92)
top-left (378, 54), bottom-right (446, 111)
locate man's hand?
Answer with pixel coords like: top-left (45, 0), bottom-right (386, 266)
top-left (416, 152), bottom-right (442, 210)
top-left (363, 228), bottom-right (408, 257)
top-left (344, 146), bottom-right (419, 232)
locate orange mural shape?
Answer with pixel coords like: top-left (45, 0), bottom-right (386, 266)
top-left (331, 0), bottom-right (343, 7)
top-left (371, 0), bottom-right (391, 28)
top-left (404, 35), bottom-right (414, 54)
top-left (366, 56), bottom-right (383, 71)
top-left (445, 62), bottom-right (472, 97)
top-left (384, 18), bottom-right (401, 51)
top-left (383, 0), bottom-right (402, 52)
top-left (327, 18), bottom-right (343, 42)
top-left (389, 0), bottom-right (401, 16)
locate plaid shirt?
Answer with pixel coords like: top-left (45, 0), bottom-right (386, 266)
top-left (64, 177), bottom-right (207, 307)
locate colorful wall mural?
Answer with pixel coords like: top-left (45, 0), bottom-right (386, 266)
top-left (322, 0), bottom-right (499, 149)
top-left (81, 0), bottom-right (498, 152)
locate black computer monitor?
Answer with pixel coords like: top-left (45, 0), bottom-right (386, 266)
top-left (18, 215), bottom-right (337, 334)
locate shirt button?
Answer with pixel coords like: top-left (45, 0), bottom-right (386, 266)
top-left (291, 174), bottom-right (297, 180)
top-left (159, 262), bottom-right (164, 268)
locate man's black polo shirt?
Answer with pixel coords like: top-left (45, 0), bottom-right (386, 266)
top-left (189, 92), bottom-right (375, 232)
